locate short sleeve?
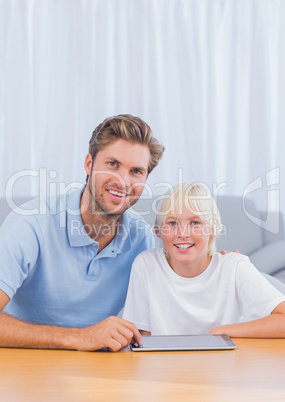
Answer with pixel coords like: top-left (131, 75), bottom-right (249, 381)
top-left (0, 211), bottom-right (42, 299)
top-left (122, 255), bottom-right (151, 331)
top-left (235, 257), bottom-right (285, 319)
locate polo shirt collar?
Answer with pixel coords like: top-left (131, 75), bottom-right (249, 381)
top-left (67, 188), bottom-right (96, 247)
top-left (112, 211), bottom-right (132, 255)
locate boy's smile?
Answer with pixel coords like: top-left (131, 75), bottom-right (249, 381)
top-left (157, 206), bottom-right (213, 278)
top-left (174, 243), bottom-right (194, 250)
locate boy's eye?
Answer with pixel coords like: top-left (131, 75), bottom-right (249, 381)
top-left (168, 221), bottom-right (177, 226)
top-left (191, 221), bottom-right (200, 226)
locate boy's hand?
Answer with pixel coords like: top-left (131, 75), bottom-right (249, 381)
top-left (219, 250), bottom-right (239, 255)
top-left (208, 326), bottom-right (227, 335)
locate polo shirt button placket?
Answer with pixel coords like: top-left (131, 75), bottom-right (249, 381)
top-left (86, 257), bottom-right (100, 278)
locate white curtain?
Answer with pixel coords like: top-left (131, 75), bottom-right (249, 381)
top-left (1, 0), bottom-right (285, 223)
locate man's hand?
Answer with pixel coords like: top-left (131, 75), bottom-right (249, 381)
top-left (75, 316), bottom-right (143, 352)
top-left (219, 249), bottom-right (239, 255)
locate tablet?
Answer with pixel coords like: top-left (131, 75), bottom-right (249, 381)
top-left (130, 334), bottom-right (236, 352)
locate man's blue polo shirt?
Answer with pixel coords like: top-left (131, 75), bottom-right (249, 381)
top-left (0, 189), bottom-right (154, 328)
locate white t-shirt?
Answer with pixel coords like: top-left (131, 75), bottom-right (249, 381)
top-left (123, 249), bottom-right (285, 335)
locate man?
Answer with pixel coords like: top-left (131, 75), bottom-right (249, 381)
top-left (0, 114), bottom-right (165, 351)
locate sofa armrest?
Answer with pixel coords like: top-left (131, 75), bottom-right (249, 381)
top-left (249, 241), bottom-right (285, 276)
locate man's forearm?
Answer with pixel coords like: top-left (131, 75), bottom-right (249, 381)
top-left (0, 312), bottom-right (79, 350)
top-left (0, 313), bottom-right (142, 352)
top-left (139, 330), bottom-right (151, 335)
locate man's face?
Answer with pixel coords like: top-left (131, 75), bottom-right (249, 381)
top-left (84, 139), bottom-right (150, 216)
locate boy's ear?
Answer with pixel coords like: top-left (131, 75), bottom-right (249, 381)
top-left (155, 227), bottom-right (162, 239)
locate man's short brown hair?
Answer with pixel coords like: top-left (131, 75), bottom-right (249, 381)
top-left (88, 114), bottom-right (164, 176)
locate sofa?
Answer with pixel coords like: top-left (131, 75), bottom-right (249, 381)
top-left (1, 194), bottom-right (285, 293)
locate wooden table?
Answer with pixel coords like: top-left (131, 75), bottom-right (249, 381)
top-left (0, 338), bottom-right (284, 401)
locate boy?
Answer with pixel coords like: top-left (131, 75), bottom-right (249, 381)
top-left (123, 182), bottom-right (285, 337)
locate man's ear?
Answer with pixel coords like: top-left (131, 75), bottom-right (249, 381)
top-left (84, 153), bottom-right (93, 176)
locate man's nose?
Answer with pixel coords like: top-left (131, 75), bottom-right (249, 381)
top-left (119, 170), bottom-right (131, 188)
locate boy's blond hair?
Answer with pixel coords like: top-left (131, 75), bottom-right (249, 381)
top-left (155, 182), bottom-right (222, 256)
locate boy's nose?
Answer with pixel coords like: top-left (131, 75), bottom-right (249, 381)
top-left (177, 224), bottom-right (191, 238)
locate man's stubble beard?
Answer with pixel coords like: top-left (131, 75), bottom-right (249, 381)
top-left (87, 176), bottom-right (139, 219)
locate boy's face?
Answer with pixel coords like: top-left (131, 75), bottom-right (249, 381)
top-left (156, 206), bottom-right (213, 276)
top-left (84, 139), bottom-right (150, 216)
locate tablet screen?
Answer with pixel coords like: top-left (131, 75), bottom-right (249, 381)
top-left (131, 334), bottom-right (236, 351)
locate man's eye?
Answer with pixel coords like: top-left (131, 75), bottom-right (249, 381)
top-left (132, 169), bottom-right (142, 175)
top-left (108, 162), bottom-right (117, 167)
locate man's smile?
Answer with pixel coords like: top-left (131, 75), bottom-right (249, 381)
top-left (107, 189), bottom-right (129, 198)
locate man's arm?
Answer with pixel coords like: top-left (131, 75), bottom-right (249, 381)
top-left (209, 301), bottom-right (285, 338)
top-left (0, 290), bottom-right (142, 351)
top-left (219, 250), bottom-right (239, 255)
